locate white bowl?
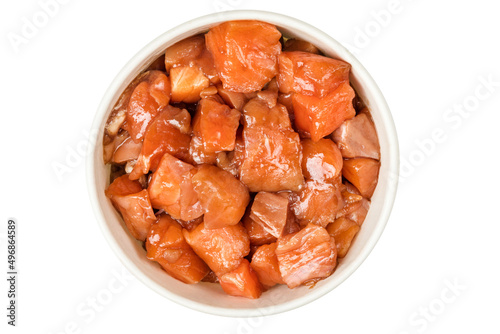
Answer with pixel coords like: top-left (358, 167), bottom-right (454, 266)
top-left (87, 10), bottom-right (399, 317)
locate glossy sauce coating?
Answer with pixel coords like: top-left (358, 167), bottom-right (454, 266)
top-left (104, 19), bottom-right (382, 299)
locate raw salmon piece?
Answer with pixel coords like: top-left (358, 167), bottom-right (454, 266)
top-left (276, 223), bottom-right (337, 288)
top-left (243, 211), bottom-right (277, 246)
top-left (192, 97), bottom-right (241, 153)
top-left (147, 153), bottom-right (203, 221)
top-left (342, 158), bottom-right (380, 198)
top-left (219, 259), bottom-right (263, 299)
top-left (242, 97), bottom-right (291, 129)
top-left (164, 35), bottom-right (205, 71)
top-left (217, 84), bottom-right (248, 110)
top-left (240, 126), bottom-right (304, 192)
top-left (332, 112), bottom-right (380, 159)
top-left (293, 81), bottom-right (356, 141)
top-left (130, 105), bottom-right (191, 179)
top-left (301, 138), bottom-right (343, 182)
top-left (216, 134), bottom-right (245, 177)
top-left (146, 215), bottom-right (209, 283)
top-left (170, 66), bottom-right (210, 103)
top-left (326, 217), bottom-right (360, 258)
top-left (346, 198), bottom-right (371, 225)
top-left (283, 39), bottom-right (321, 54)
top-left (112, 136), bottom-right (143, 164)
top-left (107, 189), bottom-right (156, 241)
top-left (250, 243), bottom-right (284, 287)
top-left (278, 51), bottom-right (350, 98)
top-left (183, 222), bottom-right (250, 276)
top-left (188, 136), bottom-right (218, 165)
top-left (292, 178), bottom-right (343, 228)
top-left (105, 174), bottom-right (143, 198)
top-left (191, 165), bottom-right (250, 229)
top-left (250, 192), bottom-right (289, 238)
top-left (126, 71), bottom-right (171, 142)
top-left (164, 35), bottom-right (219, 83)
top-left (205, 20), bottom-right (282, 93)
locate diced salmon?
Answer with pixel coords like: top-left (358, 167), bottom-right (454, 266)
top-left (192, 97), bottom-right (241, 153)
top-left (146, 215), bottom-right (209, 283)
top-left (326, 217), bottom-right (360, 258)
top-left (342, 158), bottom-right (380, 198)
top-left (301, 138), bottom-right (343, 182)
top-left (191, 165), bottom-right (250, 229)
top-left (346, 198), bottom-right (370, 225)
top-left (107, 189), bottom-right (156, 241)
top-left (293, 81), bottom-right (356, 141)
top-left (335, 182), bottom-right (364, 219)
top-left (219, 259), bottom-right (263, 299)
top-left (105, 72), bottom-right (150, 140)
top-left (216, 134), bottom-right (245, 177)
top-left (105, 174), bottom-right (143, 198)
top-left (240, 126), bottom-right (304, 192)
top-left (183, 222), bottom-right (250, 276)
top-left (217, 84), bottom-right (248, 110)
top-left (332, 112), bottom-right (380, 159)
top-left (200, 85), bottom-right (219, 99)
top-left (242, 97), bottom-right (291, 129)
top-left (126, 71), bottom-right (171, 142)
top-left (164, 35), bottom-right (219, 83)
top-left (243, 210), bottom-right (277, 246)
top-left (278, 51), bottom-right (350, 98)
top-left (164, 35), bottom-right (205, 71)
top-left (249, 192), bottom-right (289, 238)
top-left (112, 136), bottom-right (143, 164)
top-left (283, 39), bottom-right (321, 54)
top-left (170, 66), bottom-right (210, 103)
top-left (292, 179), bottom-right (343, 227)
top-left (205, 20), bottom-right (282, 93)
top-left (276, 224), bottom-right (337, 288)
top-left (188, 136), bottom-right (218, 165)
top-left (147, 153), bottom-right (203, 221)
top-left (250, 243), bottom-right (284, 287)
top-left (130, 105), bottom-right (191, 179)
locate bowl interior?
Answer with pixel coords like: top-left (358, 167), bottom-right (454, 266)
top-left (87, 10), bottom-right (399, 317)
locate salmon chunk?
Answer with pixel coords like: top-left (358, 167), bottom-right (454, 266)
top-left (292, 81), bottom-right (356, 141)
top-left (192, 97), bottom-right (241, 153)
top-left (301, 138), bottom-right (343, 182)
top-left (130, 105), bottom-right (191, 179)
top-left (219, 259), bottom-right (263, 299)
top-left (240, 126), bottom-right (304, 192)
top-left (126, 71), bottom-right (171, 142)
top-left (292, 179), bottom-right (343, 227)
top-left (191, 165), bottom-right (250, 229)
top-left (276, 224), bottom-right (337, 288)
top-left (147, 153), bottom-right (203, 221)
top-left (183, 222), bottom-right (250, 276)
top-left (146, 215), bottom-right (209, 283)
top-left (342, 158), bottom-right (380, 198)
top-left (250, 243), bottom-right (284, 288)
top-left (170, 66), bottom-right (210, 103)
top-left (278, 51), bottom-right (350, 98)
top-left (250, 192), bottom-right (289, 238)
top-left (206, 20), bottom-right (282, 92)
top-left (332, 112), bottom-right (380, 159)
top-left (326, 217), bottom-right (360, 258)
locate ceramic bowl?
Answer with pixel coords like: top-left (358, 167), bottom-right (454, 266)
top-left (87, 10), bottom-right (399, 317)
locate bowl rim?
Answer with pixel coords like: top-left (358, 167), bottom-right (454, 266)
top-left (87, 9), bottom-right (399, 317)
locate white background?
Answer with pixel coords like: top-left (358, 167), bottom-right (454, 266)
top-left (1, 0), bottom-right (499, 333)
